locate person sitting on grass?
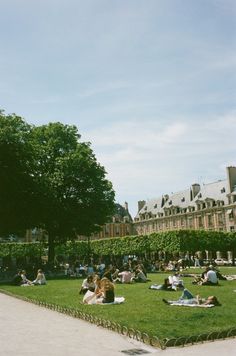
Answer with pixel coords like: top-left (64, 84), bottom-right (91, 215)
top-left (98, 274), bottom-right (115, 303)
top-left (20, 270), bottom-right (33, 286)
top-left (79, 275), bottom-right (95, 295)
top-left (201, 265), bottom-right (218, 286)
top-left (162, 288), bottom-right (221, 306)
top-left (12, 270), bottom-right (24, 286)
top-left (132, 266), bottom-right (147, 283)
top-left (168, 272), bottom-right (184, 290)
top-left (32, 269), bottom-right (46, 285)
top-left (114, 264), bottom-right (132, 284)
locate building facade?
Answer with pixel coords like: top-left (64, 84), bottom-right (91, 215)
top-left (23, 202), bottom-right (134, 243)
top-left (134, 166), bottom-right (236, 236)
top-left (90, 202), bottom-right (134, 240)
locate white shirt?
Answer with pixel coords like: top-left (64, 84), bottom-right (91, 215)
top-left (206, 270), bottom-right (218, 284)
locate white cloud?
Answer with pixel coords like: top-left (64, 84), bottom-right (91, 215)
top-left (85, 120), bottom-right (187, 148)
top-left (82, 111), bottom-right (236, 216)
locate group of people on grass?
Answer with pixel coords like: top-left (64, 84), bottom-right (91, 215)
top-left (79, 262), bottom-right (149, 304)
top-left (13, 269), bottom-right (46, 286)
top-left (159, 264), bottom-right (225, 306)
top-left (80, 272), bottom-right (115, 304)
top-left (12, 257), bottom-right (227, 307)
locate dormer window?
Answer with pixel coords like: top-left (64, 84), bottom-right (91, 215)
top-left (169, 200), bottom-right (172, 205)
top-left (181, 197), bottom-right (185, 202)
top-left (221, 187), bottom-right (225, 193)
top-left (198, 193), bottom-right (202, 198)
top-left (154, 204), bottom-right (157, 208)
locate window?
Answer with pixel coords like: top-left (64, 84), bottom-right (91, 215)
top-left (218, 213), bottom-right (224, 225)
top-left (207, 202), bottom-right (211, 208)
top-left (221, 187), bottom-right (225, 193)
top-left (208, 215), bottom-right (213, 226)
top-left (227, 209), bottom-right (233, 219)
top-left (187, 217), bottom-right (193, 228)
top-left (198, 216), bottom-right (203, 228)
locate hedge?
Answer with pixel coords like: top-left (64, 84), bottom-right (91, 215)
top-left (0, 230), bottom-right (235, 260)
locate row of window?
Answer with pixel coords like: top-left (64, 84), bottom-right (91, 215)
top-left (138, 202), bottom-right (233, 222)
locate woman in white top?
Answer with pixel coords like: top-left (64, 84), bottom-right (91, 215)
top-left (33, 269), bottom-right (46, 285)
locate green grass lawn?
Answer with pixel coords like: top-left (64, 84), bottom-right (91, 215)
top-left (1, 267), bottom-right (236, 342)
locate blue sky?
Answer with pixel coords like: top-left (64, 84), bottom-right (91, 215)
top-left (1, 0), bottom-right (236, 217)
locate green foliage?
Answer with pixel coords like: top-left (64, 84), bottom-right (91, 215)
top-left (0, 110), bottom-right (115, 265)
top-left (0, 111), bottom-right (41, 234)
top-left (0, 243), bottom-right (44, 258)
top-left (55, 241), bottom-right (88, 258)
top-left (0, 230), bottom-right (236, 261)
top-left (30, 122), bottom-right (115, 240)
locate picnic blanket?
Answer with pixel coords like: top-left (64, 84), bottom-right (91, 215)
top-left (169, 303), bottom-right (215, 308)
top-left (225, 275), bottom-right (236, 281)
top-left (149, 284), bottom-right (175, 291)
top-left (98, 297), bottom-right (125, 305)
top-left (83, 290), bottom-right (125, 305)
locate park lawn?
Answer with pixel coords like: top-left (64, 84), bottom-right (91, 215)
top-left (1, 267), bottom-right (236, 341)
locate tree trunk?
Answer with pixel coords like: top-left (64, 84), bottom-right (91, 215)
top-left (232, 249), bottom-right (235, 266)
top-left (48, 235), bottom-right (55, 269)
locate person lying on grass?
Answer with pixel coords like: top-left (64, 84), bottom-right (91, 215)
top-left (162, 288), bottom-right (221, 306)
top-left (149, 278), bottom-right (174, 290)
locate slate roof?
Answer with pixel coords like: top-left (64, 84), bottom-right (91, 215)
top-left (138, 197), bottom-right (164, 216)
top-left (112, 203), bottom-right (133, 222)
top-left (193, 180), bottom-right (228, 204)
top-left (162, 188), bottom-right (192, 209)
top-left (136, 179), bottom-right (229, 218)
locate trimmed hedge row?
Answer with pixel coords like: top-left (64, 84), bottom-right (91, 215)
top-left (0, 230), bottom-right (236, 260)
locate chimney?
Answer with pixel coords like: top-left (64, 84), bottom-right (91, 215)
top-left (226, 166), bottom-right (236, 193)
top-left (190, 183), bottom-right (200, 200)
top-left (138, 200), bottom-right (146, 212)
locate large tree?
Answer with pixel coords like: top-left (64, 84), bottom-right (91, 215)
top-left (0, 111), bottom-right (40, 234)
top-left (30, 122), bottom-right (115, 265)
top-left (0, 111), bottom-right (115, 265)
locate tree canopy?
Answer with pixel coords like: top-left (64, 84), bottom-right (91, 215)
top-left (0, 111), bottom-right (40, 234)
top-left (0, 111), bottom-right (115, 263)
